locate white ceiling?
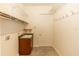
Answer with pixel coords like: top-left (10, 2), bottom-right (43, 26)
top-left (21, 3), bottom-right (65, 15)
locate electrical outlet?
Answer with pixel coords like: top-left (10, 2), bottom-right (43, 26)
top-left (6, 35), bottom-right (10, 40)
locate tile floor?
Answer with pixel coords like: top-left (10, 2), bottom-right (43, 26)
top-left (29, 46), bottom-right (59, 56)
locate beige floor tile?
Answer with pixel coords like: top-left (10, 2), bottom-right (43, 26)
top-left (30, 46), bottom-right (59, 56)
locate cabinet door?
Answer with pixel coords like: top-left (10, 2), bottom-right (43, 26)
top-left (19, 38), bottom-right (32, 55)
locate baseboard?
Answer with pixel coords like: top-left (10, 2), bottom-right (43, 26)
top-left (33, 45), bottom-right (52, 47)
top-left (16, 53), bottom-right (19, 56)
top-left (33, 45), bottom-right (39, 47)
top-left (52, 45), bottom-right (62, 56)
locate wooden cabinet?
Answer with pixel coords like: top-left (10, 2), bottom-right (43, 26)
top-left (19, 33), bottom-right (33, 55)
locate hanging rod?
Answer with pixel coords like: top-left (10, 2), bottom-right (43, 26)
top-left (0, 11), bottom-right (28, 24)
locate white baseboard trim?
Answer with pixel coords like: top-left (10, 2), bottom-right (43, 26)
top-left (33, 45), bottom-right (39, 47)
top-left (52, 45), bottom-right (62, 56)
top-left (33, 45), bottom-right (52, 47)
top-left (16, 53), bottom-right (19, 56)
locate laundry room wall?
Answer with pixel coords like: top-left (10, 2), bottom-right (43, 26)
top-left (24, 6), bottom-right (54, 47)
top-left (53, 4), bottom-right (79, 56)
top-left (30, 15), bottom-right (54, 47)
top-left (0, 16), bottom-right (27, 56)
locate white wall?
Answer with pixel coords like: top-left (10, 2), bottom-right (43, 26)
top-left (0, 17), bottom-right (25, 36)
top-left (0, 16), bottom-right (26, 56)
top-left (0, 36), bottom-right (1, 55)
top-left (0, 3), bottom-right (28, 22)
top-left (24, 6), bottom-right (54, 47)
top-left (30, 15), bottom-right (54, 47)
top-left (53, 4), bottom-right (79, 56)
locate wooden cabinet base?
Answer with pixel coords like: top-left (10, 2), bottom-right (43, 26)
top-left (19, 49), bottom-right (32, 55)
top-left (19, 38), bottom-right (32, 55)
